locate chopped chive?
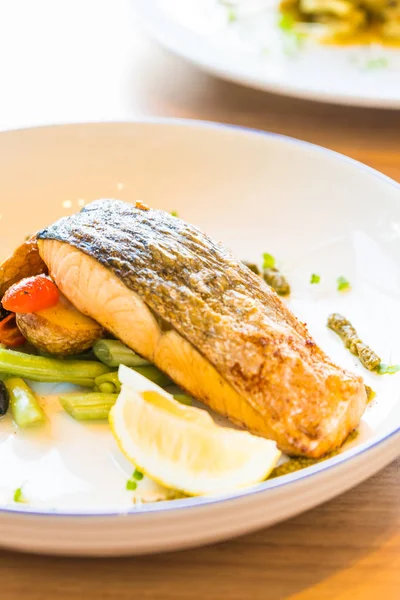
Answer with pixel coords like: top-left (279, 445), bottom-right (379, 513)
top-left (262, 253), bottom-right (276, 270)
top-left (219, 0), bottom-right (237, 23)
top-left (126, 480), bottom-right (137, 491)
top-left (337, 276), bottom-right (350, 292)
top-left (170, 210), bottom-right (179, 217)
top-left (365, 57), bottom-right (388, 70)
top-left (133, 469), bottom-right (144, 481)
top-left (13, 486), bottom-right (27, 503)
top-left (310, 273), bottom-right (320, 284)
top-left (227, 7), bottom-right (237, 22)
top-left (377, 363), bottom-right (400, 375)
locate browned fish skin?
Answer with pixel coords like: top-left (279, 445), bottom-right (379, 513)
top-left (38, 199), bottom-right (367, 457)
top-left (0, 236), bottom-right (48, 298)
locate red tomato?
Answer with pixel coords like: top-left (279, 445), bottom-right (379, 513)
top-left (0, 314), bottom-right (26, 347)
top-left (2, 275), bottom-right (60, 314)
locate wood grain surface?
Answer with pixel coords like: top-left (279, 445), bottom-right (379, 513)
top-left (0, 2), bottom-right (399, 599)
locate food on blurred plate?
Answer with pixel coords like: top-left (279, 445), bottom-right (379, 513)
top-left (279, 0), bottom-right (400, 44)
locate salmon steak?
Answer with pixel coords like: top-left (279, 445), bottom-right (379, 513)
top-left (36, 199), bottom-right (367, 457)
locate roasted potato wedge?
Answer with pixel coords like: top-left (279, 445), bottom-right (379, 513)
top-left (0, 236), bottom-right (47, 298)
top-left (16, 294), bottom-right (102, 356)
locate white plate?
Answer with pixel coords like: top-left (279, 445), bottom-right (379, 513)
top-left (134, 0), bottom-right (400, 108)
top-left (0, 120), bottom-right (399, 556)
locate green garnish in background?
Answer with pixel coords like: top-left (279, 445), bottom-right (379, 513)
top-left (337, 276), bottom-right (350, 291)
top-left (278, 13), bottom-right (295, 33)
top-left (310, 273), bottom-right (320, 284)
top-left (219, 0), bottom-right (237, 23)
top-left (262, 253), bottom-right (276, 270)
top-left (278, 13), bottom-right (306, 56)
top-left (126, 480), bottom-right (137, 491)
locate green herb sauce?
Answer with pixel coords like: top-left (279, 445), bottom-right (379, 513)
top-left (269, 430), bottom-right (359, 479)
top-left (327, 313), bottom-right (381, 371)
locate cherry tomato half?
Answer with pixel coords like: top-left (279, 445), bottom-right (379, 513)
top-left (2, 275), bottom-right (60, 314)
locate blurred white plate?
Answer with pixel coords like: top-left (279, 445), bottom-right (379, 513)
top-left (134, 0), bottom-right (400, 108)
top-left (0, 120), bottom-right (399, 556)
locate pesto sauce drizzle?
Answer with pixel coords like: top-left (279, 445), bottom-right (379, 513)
top-left (242, 257), bottom-right (291, 296)
top-left (327, 313), bottom-right (381, 371)
top-left (365, 384), bottom-right (376, 404)
top-left (269, 430), bottom-right (359, 479)
top-left (263, 268), bottom-right (291, 296)
top-left (242, 262), bottom-right (261, 275)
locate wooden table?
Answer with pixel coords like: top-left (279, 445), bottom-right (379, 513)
top-left (0, 2), bottom-right (399, 599)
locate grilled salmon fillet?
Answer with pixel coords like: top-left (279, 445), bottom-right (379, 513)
top-left (37, 199), bottom-right (367, 457)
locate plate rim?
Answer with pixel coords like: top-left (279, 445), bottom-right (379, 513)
top-left (133, 0), bottom-right (400, 109)
top-left (0, 117), bottom-right (399, 519)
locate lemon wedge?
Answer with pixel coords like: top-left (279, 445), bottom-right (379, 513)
top-left (109, 365), bottom-right (281, 496)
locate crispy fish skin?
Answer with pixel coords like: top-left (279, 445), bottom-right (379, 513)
top-left (37, 199), bottom-right (367, 457)
top-left (0, 236), bottom-right (48, 298)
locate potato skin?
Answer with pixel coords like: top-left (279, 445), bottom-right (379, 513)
top-left (16, 304), bottom-right (102, 356)
top-left (0, 237), bottom-right (47, 298)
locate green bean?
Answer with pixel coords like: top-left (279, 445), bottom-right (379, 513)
top-left (98, 382), bottom-right (116, 394)
top-left (165, 385), bottom-right (194, 406)
top-left (0, 348), bottom-right (110, 387)
top-left (95, 365), bottom-right (172, 393)
top-left (132, 365), bottom-right (172, 387)
top-left (5, 377), bottom-right (46, 428)
top-left (59, 393), bottom-right (118, 420)
top-left (95, 371), bottom-right (121, 393)
top-left (93, 340), bottom-right (150, 368)
top-left (172, 393), bottom-right (193, 406)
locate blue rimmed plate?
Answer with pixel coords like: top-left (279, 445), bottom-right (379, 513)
top-left (0, 120), bottom-right (399, 555)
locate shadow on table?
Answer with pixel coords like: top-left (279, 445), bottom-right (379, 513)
top-left (1, 461), bottom-right (398, 600)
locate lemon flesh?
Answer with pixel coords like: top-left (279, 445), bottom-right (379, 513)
top-left (109, 365), bottom-right (281, 496)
